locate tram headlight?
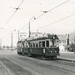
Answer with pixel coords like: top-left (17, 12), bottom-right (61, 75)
top-left (43, 49), bottom-right (45, 53)
top-left (50, 51), bottom-right (52, 53)
top-left (55, 51), bottom-right (57, 53)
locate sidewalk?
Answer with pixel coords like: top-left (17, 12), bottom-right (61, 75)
top-left (58, 52), bottom-right (75, 61)
top-left (0, 50), bottom-right (17, 55)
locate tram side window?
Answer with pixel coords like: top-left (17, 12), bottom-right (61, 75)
top-left (39, 42), bottom-right (42, 47)
top-left (24, 43), bottom-right (28, 48)
top-left (46, 41), bottom-right (49, 47)
top-left (42, 41), bottom-right (45, 47)
top-left (24, 43), bottom-right (26, 47)
top-left (36, 43), bottom-right (38, 47)
top-left (30, 43), bottom-right (32, 47)
top-left (27, 43), bottom-right (29, 48)
top-left (33, 43), bottom-right (35, 47)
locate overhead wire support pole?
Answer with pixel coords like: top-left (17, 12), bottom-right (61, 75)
top-left (3, 0), bottom-right (24, 27)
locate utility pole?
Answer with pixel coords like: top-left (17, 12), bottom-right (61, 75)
top-left (29, 22), bottom-right (30, 38)
top-left (67, 34), bottom-right (69, 45)
top-left (29, 16), bottom-right (36, 38)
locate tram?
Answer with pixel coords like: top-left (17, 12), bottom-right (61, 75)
top-left (17, 34), bottom-right (60, 59)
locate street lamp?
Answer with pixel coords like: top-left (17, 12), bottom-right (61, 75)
top-left (11, 29), bottom-right (16, 51)
top-left (16, 16), bottom-right (36, 40)
top-left (29, 16), bottom-right (36, 38)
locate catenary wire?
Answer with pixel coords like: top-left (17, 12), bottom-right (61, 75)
top-left (3, 0), bottom-right (24, 27)
top-left (19, 0), bottom-right (69, 30)
top-left (36, 0), bottom-right (69, 19)
top-left (37, 14), bottom-right (75, 30)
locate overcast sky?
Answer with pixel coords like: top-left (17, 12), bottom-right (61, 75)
top-left (0, 0), bottom-right (75, 46)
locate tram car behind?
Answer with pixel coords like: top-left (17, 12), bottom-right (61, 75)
top-left (17, 34), bottom-right (60, 59)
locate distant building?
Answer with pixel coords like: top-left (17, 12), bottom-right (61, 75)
top-left (58, 32), bottom-right (75, 52)
top-left (19, 32), bottom-right (27, 41)
top-left (58, 34), bottom-right (67, 45)
top-left (69, 33), bottom-right (75, 44)
top-left (58, 34), bottom-right (69, 52)
top-left (30, 32), bottom-right (44, 38)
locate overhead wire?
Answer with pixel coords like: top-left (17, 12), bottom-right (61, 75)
top-left (3, 0), bottom-right (24, 27)
top-left (36, 0), bottom-right (69, 19)
top-left (4, 10), bottom-right (17, 25)
top-left (19, 23), bottom-right (28, 30)
top-left (48, 0), bottom-right (69, 12)
top-left (19, 0), bottom-right (69, 30)
top-left (37, 13), bottom-right (75, 30)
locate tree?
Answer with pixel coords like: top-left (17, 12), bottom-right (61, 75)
top-left (69, 43), bottom-right (75, 52)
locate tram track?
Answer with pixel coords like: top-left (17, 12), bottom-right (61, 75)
top-left (1, 50), bottom-right (75, 75)
top-left (0, 54), bottom-right (75, 75)
top-left (4, 56), bottom-right (75, 75)
top-left (37, 58), bottom-right (75, 72)
top-left (0, 57), bottom-right (43, 75)
top-left (27, 55), bottom-right (75, 66)
top-left (15, 55), bottom-right (75, 73)
top-left (0, 61), bottom-right (14, 75)
top-left (44, 59), bottom-right (75, 72)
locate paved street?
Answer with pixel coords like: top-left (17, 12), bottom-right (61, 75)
top-left (0, 50), bottom-right (75, 75)
top-left (0, 62), bottom-right (9, 75)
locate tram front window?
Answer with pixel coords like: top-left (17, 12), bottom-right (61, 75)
top-left (54, 39), bottom-right (59, 47)
top-left (49, 40), bottom-right (52, 47)
top-left (46, 41), bottom-right (49, 47)
top-left (42, 41), bottom-right (45, 47)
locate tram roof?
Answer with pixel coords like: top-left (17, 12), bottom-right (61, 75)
top-left (27, 34), bottom-right (59, 41)
top-left (17, 34), bottom-right (59, 42)
top-left (17, 40), bottom-right (25, 43)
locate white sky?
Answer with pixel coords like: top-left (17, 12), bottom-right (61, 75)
top-left (0, 0), bottom-right (75, 46)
